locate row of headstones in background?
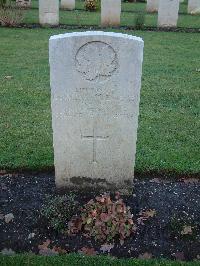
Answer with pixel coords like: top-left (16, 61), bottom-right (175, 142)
top-left (147, 0), bottom-right (200, 15)
top-left (147, 0), bottom-right (200, 27)
top-left (38, 0), bottom-right (121, 26)
top-left (26, 0), bottom-right (199, 27)
top-left (49, 31), bottom-right (144, 191)
top-left (16, 0), bottom-right (200, 16)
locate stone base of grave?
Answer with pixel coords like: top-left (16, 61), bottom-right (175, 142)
top-left (55, 175), bottom-right (133, 195)
top-left (39, 14), bottom-right (59, 26)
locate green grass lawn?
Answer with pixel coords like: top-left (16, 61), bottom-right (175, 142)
top-left (0, 254), bottom-right (200, 266)
top-left (20, 0), bottom-right (200, 28)
top-left (0, 27), bottom-right (199, 174)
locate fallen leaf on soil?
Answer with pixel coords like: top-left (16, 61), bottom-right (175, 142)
top-left (139, 209), bottom-right (156, 219)
top-left (139, 252), bottom-right (152, 260)
top-left (52, 246), bottom-right (68, 254)
top-left (120, 239), bottom-right (125, 246)
top-left (181, 225), bottom-right (193, 235)
top-left (38, 239), bottom-right (51, 250)
top-left (4, 213), bottom-right (14, 223)
top-left (28, 233), bottom-right (35, 239)
top-left (149, 178), bottom-right (161, 183)
top-left (79, 247), bottom-right (97, 256)
top-left (181, 178), bottom-right (199, 184)
top-left (100, 243), bottom-right (114, 253)
top-left (1, 248), bottom-right (15, 255)
top-left (39, 248), bottom-right (58, 256)
top-left (38, 240), bottom-right (59, 256)
top-left (173, 252), bottom-right (185, 261)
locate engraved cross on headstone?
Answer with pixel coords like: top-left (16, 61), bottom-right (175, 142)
top-left (81, 127), bottom-right (109, 163)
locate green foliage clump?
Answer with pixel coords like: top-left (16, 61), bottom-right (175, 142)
top-left (68, 193), bottom-right (137, 243)
top-left (41, 194), bottom-right (80, 232)
top-left (134, 12), bottom-right (145, 30)
top-left (85, 0), bottom-right (100, 12)
top-left (0, 0), bottom-right (25, 26)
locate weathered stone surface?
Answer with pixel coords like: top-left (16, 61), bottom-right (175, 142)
top-left (101, 0), bottom-right (121, 27)
top-left (146, 0), bottom-right (159, 12)
top-left (16, 0), bottom-right (31, 8)
top-left (158, 0), bottom-right (180, 27)
top-left (39, 0), bottom-right (59, 26)
top-left (188, 0), bottom-right (200, 14)
top-left (60, 0), bottom-right (75, 10)
top-left (49, 31), bottom-right (144, 191)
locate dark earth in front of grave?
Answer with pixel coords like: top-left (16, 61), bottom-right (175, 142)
top-left (0, 172), bottom-right (200, 261)
top-left (1, 24), bottom-right (200, 33)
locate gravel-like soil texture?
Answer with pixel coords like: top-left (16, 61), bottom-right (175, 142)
top-left (0, 173), bottom-right (200, 261)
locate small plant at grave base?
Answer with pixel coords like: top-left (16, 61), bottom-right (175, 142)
top-left (68, 192), bottom-right (137, 244)
top-left (75, 10), bottom-right (81, 27)
top-left (0, 0), bottom-right (25, 26)
top-left (85, 0), bottom-right (100, 12)
top-left (41, 193), bottom-right (80, 232)
top-left (134, 12), bottom-right (145, 30)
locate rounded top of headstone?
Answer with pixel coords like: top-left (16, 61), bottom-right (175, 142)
top-left (49, 31), bottom-right (144, 45)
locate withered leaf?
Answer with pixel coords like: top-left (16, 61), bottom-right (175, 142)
top-left (182, 178), bottom-right (199, 184)
top-left (181, 225), bottom-right (193, 235)
top-left (139, 209), bottom-right (156, 218)
top-left (39, 248), bottom-right (58, 256)
top-left (5, 213), bottom-right (14, 223)
top-left (139, 252), bottom-right (152, 260)
top-left (100, 243), bottom-right (114, 253)
top-left (173, 252), bottom-right (185, 261)
top-left (79, 247), bottom-right (97, 256)
top-left (1, 248), bottom-right (15, 256)
top-left (38, 239), bottom-right (51, 250)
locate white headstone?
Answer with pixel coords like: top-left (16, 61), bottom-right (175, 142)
top-left (49, 32), bottom-right (144, 191)
top-left (16, 0), bottom-right (31, 8)
top-left (61, 0), bottom-right (75, 10)
top-left (188, 0), bottom-right (200, 14)
top-left (146, 0), bottom-right (159, 12)
top-left (101, 0), bottom-right (121, 27)
top-left (158, 0), bottom-right (180, 27)
top-left (39, 0), bottom-right (59, 26)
